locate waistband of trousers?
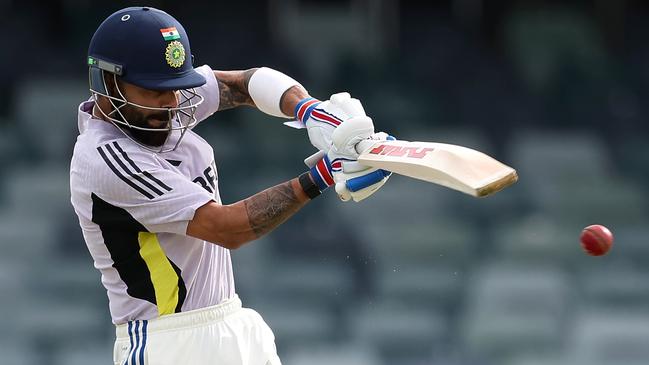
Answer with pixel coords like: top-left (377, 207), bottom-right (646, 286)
top-left (115, 295), bottom-right (242, 339)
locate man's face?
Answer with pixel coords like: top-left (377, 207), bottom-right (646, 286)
top-left (110, 79), bottom-right (180, 147)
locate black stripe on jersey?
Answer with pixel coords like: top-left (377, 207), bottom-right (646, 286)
top-left (91, 193), bottom-right (156, 305)
top-left (170, 260), bottom-right (187, 312)
top-left (97, 147), bottom-right (155, 199)
top-left (112, 142), bottom-right (173, 192)
top-left (103, 144), bottom-right (165, 196)
top-left (91, 193), bottom-right (187, 312)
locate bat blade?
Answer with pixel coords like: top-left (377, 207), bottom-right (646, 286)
top-left (357, 140), bottom-right (518, 197)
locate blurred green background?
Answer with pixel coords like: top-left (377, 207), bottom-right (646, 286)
top-left (1, 1), bottom-right (648, 364)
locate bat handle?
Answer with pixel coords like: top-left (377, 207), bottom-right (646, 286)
top-left (355, 134), bottom-right (397, 155)
top-left (355, 138), bottom-right (379, 155)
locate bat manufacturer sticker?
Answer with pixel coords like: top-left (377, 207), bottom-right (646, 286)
top-left (369, 145), bottom-right (435, 159)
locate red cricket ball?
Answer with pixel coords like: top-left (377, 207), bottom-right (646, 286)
top-left (580, 224), bottom-right (613, 256)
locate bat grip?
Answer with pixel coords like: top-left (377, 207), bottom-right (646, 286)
top-left (355, 135), bottom-right (397, 154)
top-left (355, 139), bottom-right (377, 155)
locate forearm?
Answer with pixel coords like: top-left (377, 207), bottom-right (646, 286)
top-left (187, 177), bottom-right (310, 249)
top-left (242, 178), bottom-right (309, 239)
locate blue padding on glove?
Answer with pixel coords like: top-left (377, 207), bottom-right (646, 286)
top-left (346, 169), bottom-right (391, 192)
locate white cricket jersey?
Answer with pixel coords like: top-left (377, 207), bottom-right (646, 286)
top-left (70, 65), bottom-right (235, 325)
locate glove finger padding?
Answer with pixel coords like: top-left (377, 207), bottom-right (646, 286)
top-left (332, 158), bottom-right (392, 202)
top-left (330, 116), bottom-right (375, 160)
top-left (329, 92), bottom-right (351, 106)
top-left (334, 182), bottom-right (353, 202)
top-left (334, 170), bottom-right (390, 202)
top-left (330, 92), bottom-right (366, 118)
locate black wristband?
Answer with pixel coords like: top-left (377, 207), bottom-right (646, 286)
top-left (299, 172), bottom-right (322, 199)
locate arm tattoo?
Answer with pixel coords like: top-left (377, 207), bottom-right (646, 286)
top-left (216, 69), bottom-right (257, 111)
top-left (243, 181), bottom-right (303, 237)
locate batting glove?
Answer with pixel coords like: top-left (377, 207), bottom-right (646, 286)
top-left (305, 132), bottom-right (394, 202)
top-left (295, 92), bottom-right (368, 152)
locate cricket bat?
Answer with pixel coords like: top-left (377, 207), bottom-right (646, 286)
top-left (355, 139), bottom-right (518, 197)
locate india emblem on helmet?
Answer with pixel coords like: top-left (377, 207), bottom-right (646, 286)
top-left (165, 41), bottom-right (186, 68)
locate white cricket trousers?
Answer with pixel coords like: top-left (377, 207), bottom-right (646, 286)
top-left (113, 295), bottom-right (281, 365)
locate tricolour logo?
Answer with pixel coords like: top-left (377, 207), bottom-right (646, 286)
top-left (160, 27), bottom-right (180, 41)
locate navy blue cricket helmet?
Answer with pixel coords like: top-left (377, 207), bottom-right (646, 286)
top-left (88, 6), bottom-right (206, 91)
top-left (87, 7), bottom-right (206, 153)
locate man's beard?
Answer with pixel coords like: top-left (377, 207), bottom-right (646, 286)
top-left (116, 105), bottom-right (174, 147)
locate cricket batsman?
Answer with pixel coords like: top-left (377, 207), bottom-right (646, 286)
top-left (69, 6), bottom-right (391, 365)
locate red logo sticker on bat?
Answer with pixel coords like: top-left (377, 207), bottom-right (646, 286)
top-left (369, 145), bottom-right (434, 159)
